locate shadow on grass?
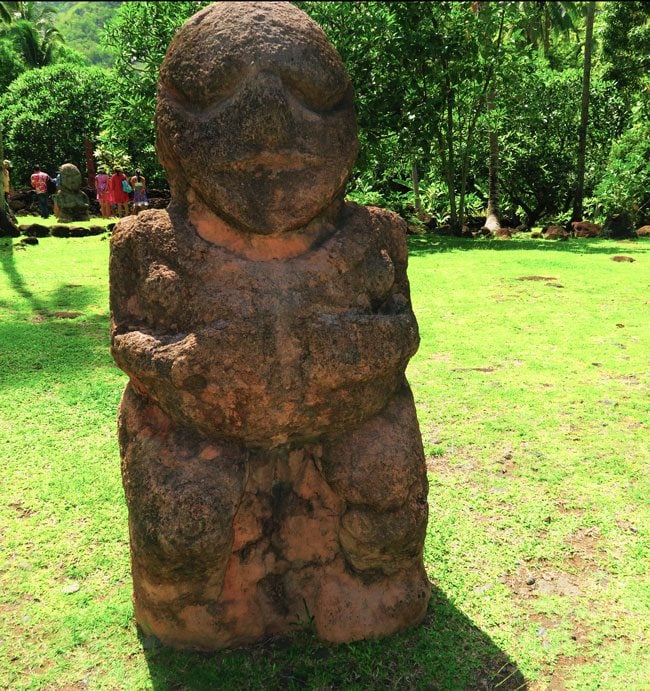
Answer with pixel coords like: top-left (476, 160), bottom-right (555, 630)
top-left (408, 234), bottom-right (650, 257)
top-left (0, 313), bottom-right (113, 391)
top-left (0, 237), bottom-right (102, 313)
top-left (0, 238), bottom-right (112, 386)
top-left (140, 586), bottom-right (527, 690)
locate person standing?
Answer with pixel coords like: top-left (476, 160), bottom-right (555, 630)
top-left (109, 165), bottom-right (130, 218)
top-left (30, 165), bottom-right (51, 219)
top-left (2, 160), bottom-right (11, 204)
top-left (95, 166), bottom-right (112, 219)
top-left (129, 169), bottom-right (148, 215)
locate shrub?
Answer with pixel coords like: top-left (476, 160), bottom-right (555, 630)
top-left (0, 63), bottom-right (114, 186)
top-left (594, 117), bottom-right (650, 225)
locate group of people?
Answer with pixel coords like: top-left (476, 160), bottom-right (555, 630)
top-left (94, 166), bottom-right (149, 219)
top-left (15, 162), bottom-right (149, 220)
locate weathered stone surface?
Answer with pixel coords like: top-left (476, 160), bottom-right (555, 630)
top-left (571, 220), bottom-right (601, 238)
top-left (602, 213), bottom-right (635, 239)
top-left (156, 1), bottom-right (357, 237)
top-left (55, 163), bottom-right (90, 223)
top-left (22, 223), bottom-right (50, 237)
top-left (110, 1), bottom-right (429, 651)
top-left (544, 225), bottom-right (570, 240)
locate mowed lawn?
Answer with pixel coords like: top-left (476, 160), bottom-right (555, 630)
top-left (0, 230), bottom-right (648, 690)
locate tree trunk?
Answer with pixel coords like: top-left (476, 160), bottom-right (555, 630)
top-left (572, 1), bottom-right (595, 222)
top-left (84, 137), bottom-right (96, 189)
top-left (484, 82), bottom-right (501, 231)
top-left (0, 129), bottom-right (18, 236)
top-left (543, 5), bottom-right (551, 60)
top-left (458, 5), bottom-right (506, 230)
top-left (411, 158), bottom-right (421, 214)
top-left (444, 77), bottom-right (458, 229)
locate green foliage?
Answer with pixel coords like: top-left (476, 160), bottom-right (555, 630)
top-left (594, 117), bottom-right (650, 224)
top-left (0, 2), bottom-right (68, 69)
top-left (3, 0), bottom-right (641, 218)
top-left (53, 42), bottom-right (91, 67)
top-left (99, 1), bottom-right (209, 187)
top-left (0, 36), bottom-right (25, 91)
top-left (54, 1), bottom-right (120, 68)
top-left (484, 61), bottom-right (625, 226)
top-left (0, 63), bottom-right (114, 185)
top-left (93, 138), bottom-right (131, 173)
top-left (304, 2), bottom-right (556, 227)
top-left (3, 16), bottom-right (63, 67)
top-left (345, 177), bottom-right (386, 208)
top-left (600, 1), bottom-right (650, 110)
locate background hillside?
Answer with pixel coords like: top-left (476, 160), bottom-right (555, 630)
top-left (48, 1), bottom-right (121, 67)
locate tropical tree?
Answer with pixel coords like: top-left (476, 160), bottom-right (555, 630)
top-left (572, 1), bottom-right (596, 222)
top-left (0, 63), bottom-right (114, 185)
top-left (0, 1), bottom-right (64, 68)
top-left (4, 18), bottom-right (63, 68)
top-left (600, 1), bottom-right (650, 116)
top-left (304, 1), bottom-right (512, 229)
top-left (0, 36), bottom-right (25, 91)
top-left (100, 1), bottom-right (209, 186)
top-left (515, 0), bottom-right (580, 63)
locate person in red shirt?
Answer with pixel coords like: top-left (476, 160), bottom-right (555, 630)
top-left (109, 166), bottom-right (130, 218)
top-left (30, 165), bottom-right (51, 218)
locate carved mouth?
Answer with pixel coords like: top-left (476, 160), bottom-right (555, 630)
top-left (221, 152), bottom-right (325, 173)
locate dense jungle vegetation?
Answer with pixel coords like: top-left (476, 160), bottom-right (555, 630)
top-left (1, 1), bottom-right (649, 228)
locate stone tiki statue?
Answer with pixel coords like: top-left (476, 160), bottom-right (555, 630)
top-left (55, 163), bottom-right (90, 222)
top-left (110, 1), bottom-right (430, 650)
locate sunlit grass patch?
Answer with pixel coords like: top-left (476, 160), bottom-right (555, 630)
top-left (1, 234), bottom-right (648, 689)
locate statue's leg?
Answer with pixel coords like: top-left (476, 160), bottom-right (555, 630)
top-left (315, 382), bottom-right (431, 642)
top-left (118, 383), bottom-right (248, 650)
top-left (119, 382), bottom-right (429, 648)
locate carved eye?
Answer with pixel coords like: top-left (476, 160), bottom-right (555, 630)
top-left (160, 56), bottom-right (250, 112)
top-left (283, 73), bottom-right (349, 113)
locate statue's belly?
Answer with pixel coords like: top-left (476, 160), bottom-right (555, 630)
top-left (112, 306), bottom-right (418, 447)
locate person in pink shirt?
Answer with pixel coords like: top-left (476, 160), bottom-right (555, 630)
top-left (95, 166), bottom-right (112, 219)
top-left (30, 165), bottom-right (51, 218)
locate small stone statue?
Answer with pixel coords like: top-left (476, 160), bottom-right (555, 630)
top-left (55, 163), bottom-right (89, 222)
top-left (110, 1), bottom-right (430, 651)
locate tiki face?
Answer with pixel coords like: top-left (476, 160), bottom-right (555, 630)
top-left (59, 163), bottom-right (82, 193)
top-left (156, 1), bottom-right (358, 235)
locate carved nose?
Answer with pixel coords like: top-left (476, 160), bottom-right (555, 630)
top-left (241, 71), bottom-right (293, 150)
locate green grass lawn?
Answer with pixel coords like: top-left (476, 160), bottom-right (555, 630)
top-left (0, 232), bottom-right (648, 690)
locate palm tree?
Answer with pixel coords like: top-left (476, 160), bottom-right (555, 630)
top-left (0, 3), bottom-right (13, 25)
top-left (0, 1), bottom-right (63, 68)
top-left (1, 2), bottom-right (58, 25)
top-left (6, 18), bottom-right (63, 67)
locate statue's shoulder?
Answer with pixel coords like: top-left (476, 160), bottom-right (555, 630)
top-left (110, 209), bottom-right (173, 248)
top-left (343, 201), bottom-right (406, 235)
top-left (342, 201), bottom-right (408, 262)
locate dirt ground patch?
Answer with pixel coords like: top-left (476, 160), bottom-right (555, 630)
top-left (503, 565), bottom-right (582, 598)
top-left (516, 276), bottom-right (558, 281)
